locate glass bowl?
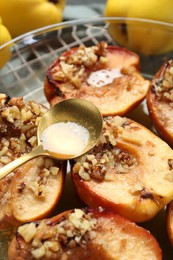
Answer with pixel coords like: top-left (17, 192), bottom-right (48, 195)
top-left (1, 17), bottom-right (173, 104)
top-left (0, 17), bottom-right (173, 259)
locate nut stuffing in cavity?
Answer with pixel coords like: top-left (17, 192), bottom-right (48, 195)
top-left (52, 41), bottom-right (108, 88)
top-left (73, 116), bottom-right (138, 181)
top-left (0, 94), bottom-right (60, 197)
top-left (152, 60), bottom-right (173, 103)
top-left (18, 209), bottom-right (98, 259)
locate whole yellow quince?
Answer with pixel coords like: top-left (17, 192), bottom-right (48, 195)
top-left (104, 0), bottom-right (173, 55)
top-left (0, 17), bottom-right (12, 68)
top-left (0, 0), bottom-right (66, 38)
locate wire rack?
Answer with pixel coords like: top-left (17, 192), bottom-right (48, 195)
top-left (0, 21), bottom-right (114, 105)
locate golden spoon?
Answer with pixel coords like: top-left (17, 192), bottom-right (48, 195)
top-left (0, 99), bottom-right (103, 180)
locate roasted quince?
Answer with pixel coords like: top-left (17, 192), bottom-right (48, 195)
top-left (71, 116), bottom-right (173, 223)
top-left (8, 207), bottom-right (162, 259)
top-left (0, 94), bottom-right (66, 229)
top-left (147, 59), bottom-right (173, 147)
top-left (166, 200), bottom-right (173, 246)
top-left (44, 42), bottom-right (149, 116)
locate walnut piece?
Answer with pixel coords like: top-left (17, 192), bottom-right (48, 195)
top-left (18, 209), bottom-right (98, 259)
top-left (152, 60), bottom-right (173, 102)
top-left (52, 42), bottom-right (108, 88)
top-left (73, 116), bottom-right (138, 181)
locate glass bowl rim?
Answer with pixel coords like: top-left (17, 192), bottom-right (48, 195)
top-left (0, 16), bottom-right (173, 50)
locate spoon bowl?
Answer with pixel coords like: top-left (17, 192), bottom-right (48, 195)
top-left (0, 99), bottom-right (103, 180)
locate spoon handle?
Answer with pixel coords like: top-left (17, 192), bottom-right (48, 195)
top-left (0, 145), bottom-right (47, 180)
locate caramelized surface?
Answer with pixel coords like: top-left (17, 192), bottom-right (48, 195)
top-left (147, 60), bottom-right (173, 147)
top-left (44, 43), bottom-right (149, 116)
top-left (0, 94), bottom-right (66, 228)
top-left (8, 208), bottom-right (162, 260)
top-left (72, 116), bottom-right (173, 223)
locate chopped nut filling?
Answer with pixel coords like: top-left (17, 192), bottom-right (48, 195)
top-left (51, 42), bottom-right (108, 88)
top-left (168, 159), bottom-right (173, 170)
top-left (152, 60), bottom-right (173, 102)
top-left (0, 95), bottom-right (60, 198)
top-left (73, 116), bottom-right (138, 181)
top-left (18, 209), bottom-right (98, 259)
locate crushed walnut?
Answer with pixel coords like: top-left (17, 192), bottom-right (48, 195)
top-left (18, 209), bottom-right (98, 259)
top-left (152, 60), bottom-right (173, 102)
top-left (0, 94), bottom-right (60, 197)
top-left (73, 116), bottom-right (138, 181)
top-left (51, 42), bottom-right (108, 88)
top-left (168, 159), bottom-right (173, 170)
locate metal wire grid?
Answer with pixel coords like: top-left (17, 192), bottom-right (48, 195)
top-left (0, 22), bottom-right (114, 104)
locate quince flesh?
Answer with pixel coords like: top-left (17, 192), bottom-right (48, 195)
top-left (167, 201), bottom-right (173, 246)
top-left (147, 59), bottom-right (173, 148)
top-left (71, 116), bottom-right (173, 223)
top-left (44, 43), bottom-right (149, 116)
top-left (8, 208), bottom-right (162, 259)
top-left (0, 0), bottom-right (66, 38)
top-left (0, 95), bottom-right (66, 229)
top-left (104, 0), bottom-right (173, 55)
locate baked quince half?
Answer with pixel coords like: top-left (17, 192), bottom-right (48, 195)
top-left (167, 200), bottom-right (173, 246)
top-left (8, 207), bottom-right (162, 260)
top-left (0, 94), bottom-right (66, 229)
top-left (44, 42), bottom-right (149, 116)
top-left (71, 116), bottom-right (173, 223)
top-left (147, 59), bottom-right (173, 147)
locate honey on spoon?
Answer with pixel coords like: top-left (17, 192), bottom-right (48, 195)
top-left (0, 99), bottom-right (103, 180)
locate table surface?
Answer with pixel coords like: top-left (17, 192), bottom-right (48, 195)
top-left (64, 1), bottom-right (105, 20)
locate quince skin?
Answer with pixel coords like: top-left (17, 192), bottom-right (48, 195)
top-left (104, 0), bottom-right (173, 55)
top-left (0, 17), bottom-right (12, 68)
top-left (0, 0), bottom-right (66, 38)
